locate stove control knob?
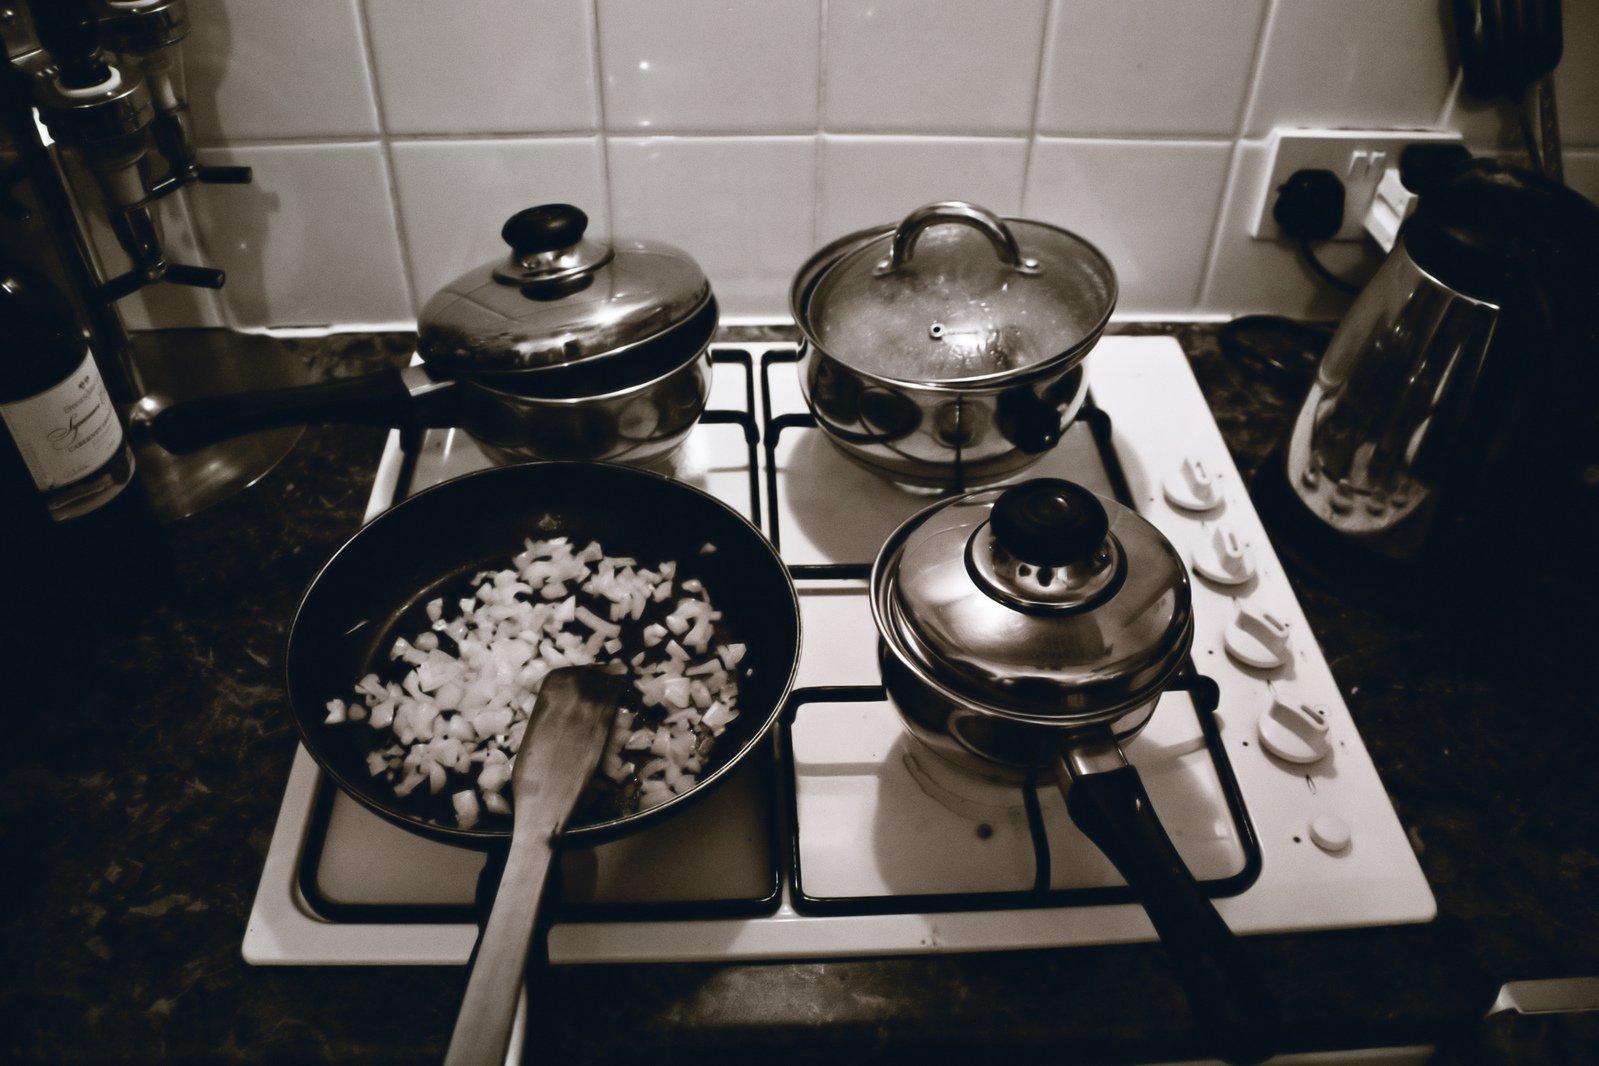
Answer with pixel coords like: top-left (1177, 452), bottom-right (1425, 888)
top-left (1163, 455), bottom-right (1224, 513)
top-left (1192, 524), bottom-right (1254, 585)
top-left (1257, 697), bottom-right (1331, 763)
top-left (1224, 602), bottom-right (1291, 668)
top-left (1309, 814), bottom-right (1352, 853)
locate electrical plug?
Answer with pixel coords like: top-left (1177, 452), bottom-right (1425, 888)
top-left (1272, 169), bottom-right (1346, 243)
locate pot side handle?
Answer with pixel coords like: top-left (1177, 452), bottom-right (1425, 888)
top-left (148, 366), bottom-right (462, 455)
top-left (1057, 750), bottom-right (1277, 1066)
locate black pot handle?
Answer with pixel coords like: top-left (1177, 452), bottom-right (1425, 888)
top-left (149, 367), bottom-right (464, 454)
top-left (995, 387), bottom-right (1063, 454)
top-left (1056, 744), bottom-right (1276, 1065)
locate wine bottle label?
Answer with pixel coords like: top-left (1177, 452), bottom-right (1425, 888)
top-left (0, 349), bottom-right (125, 492)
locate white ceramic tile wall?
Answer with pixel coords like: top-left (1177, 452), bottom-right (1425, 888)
top-left (597, 0), bottom-right (821, 133)
top-left (389, 137), bottom-right (608, 307)
top-left (101, 0), bottom-right (1597, 330)
top-left (365, 0), bottom-right (600, 135)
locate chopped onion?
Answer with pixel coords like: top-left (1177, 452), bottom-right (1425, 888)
top-left (335, 534), bottom-right (747, 828)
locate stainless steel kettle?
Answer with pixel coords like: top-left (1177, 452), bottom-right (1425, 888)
top-left (1279, 152), bottom-right (1599, 563)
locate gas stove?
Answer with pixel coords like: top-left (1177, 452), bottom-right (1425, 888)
top-left (242, 335), bottom-right (1435, 968)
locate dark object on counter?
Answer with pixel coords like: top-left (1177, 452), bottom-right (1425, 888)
top-left (285, 460), bottom-right (801, 846)
top-left (791, 201), bottom-right (1116, 490)
top-left (1271, 152), bottom-right (1599, 566)
top-left (871, 478), bottom-right (1274, 1066)
top-left (0, 263), bottom-right (170, 697)
top-left (0, 261), bottom-right (135, 522)
top-left (150, 205), bottom-right (717, 467)
top-left (1217, 314), bottom-right (1332, 387)
top-left (1451, 0), bottom-right (1563, 181)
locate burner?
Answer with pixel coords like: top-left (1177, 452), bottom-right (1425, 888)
top-left (759, 348), bottom-right (1130, 579)
top-left (781, 685), bottom-right (1254, 913)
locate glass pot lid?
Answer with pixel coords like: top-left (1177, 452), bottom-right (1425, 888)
top-left (417, 204), bottom-right (714, 377)
top-left (798, 201), bottom-right (1117, 386)
top-left (870, 478), bottom-right (1193, 723)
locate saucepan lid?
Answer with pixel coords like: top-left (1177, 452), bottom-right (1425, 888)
top-left (795, 201), bottom-right (1117, 386)
top-left (417, 203), bottom-right (715, 381)
top-left (870, 478), bottom-right (1193, 724)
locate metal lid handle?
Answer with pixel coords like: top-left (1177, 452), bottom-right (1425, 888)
top-left (885, 201), bottom-right (1030, 272)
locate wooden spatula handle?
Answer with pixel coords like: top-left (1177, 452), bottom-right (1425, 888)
top-left (444, 667), bottom-right (622, 1066)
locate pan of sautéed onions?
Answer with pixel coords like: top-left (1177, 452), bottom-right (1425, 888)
top-left (284, 461), bottom-right (801, 845)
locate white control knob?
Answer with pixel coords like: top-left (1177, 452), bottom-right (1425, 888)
top-left (1224, 603), bottom-right (1291, 668)
top-left (1192, 525), bottom-right (1254, 585)
top-left (1310, 814), bottom-right (1352, 853)
top-left (1257, 697), bottom-right (1331, 763)
top-left (1163, 455), bottom-right (1223, 513)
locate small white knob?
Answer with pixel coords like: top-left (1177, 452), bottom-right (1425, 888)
top-left (1257, 697), bottom-right (1331, 763)
top-left (1310, 814), bottom-right (1352, 853)
top-left (1163, 455), bottom-right (1223, 512)
top-left (1192, 525), bottom-right (1254, 585)
top-left (1224, 603), bottom-right (1291, 668)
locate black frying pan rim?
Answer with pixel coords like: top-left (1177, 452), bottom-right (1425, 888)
top-left (284, 460), bottom-right (802, 847)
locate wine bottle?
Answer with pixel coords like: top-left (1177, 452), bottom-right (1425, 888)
top-left (0, 261), bottom-right (136, 523)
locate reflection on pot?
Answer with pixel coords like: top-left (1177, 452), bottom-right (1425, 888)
top-left (799, 342), bottom-right (1092, 490)
top-left (467, 349), bottom-right (712, 467)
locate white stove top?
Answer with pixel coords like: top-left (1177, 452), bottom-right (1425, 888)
top-left (242, 335), bottom-right (1435, 968)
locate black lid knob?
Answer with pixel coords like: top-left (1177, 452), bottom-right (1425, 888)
top-left (990, 479), bottom-right (1108, 567)
top-left (501, 204), bottom-right (588, 257)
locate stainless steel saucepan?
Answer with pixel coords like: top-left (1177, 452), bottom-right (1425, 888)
top-left (791, 201), bottom-right (1117, 490)
top-left (151, 205), bottom-right (716, 467)
top-left (871, 477), bottom-right (1275, 1065)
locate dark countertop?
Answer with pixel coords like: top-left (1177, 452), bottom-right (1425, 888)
top-left (3, 324), bottom-right (1595, 1065)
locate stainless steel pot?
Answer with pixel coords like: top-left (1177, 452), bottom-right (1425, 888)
top-left (151, 204), bottom-right (715, 466)
top-left (791, 201), bottom-right (1116, 490)
top-left (871, 478), bottom-right (1274, 1064)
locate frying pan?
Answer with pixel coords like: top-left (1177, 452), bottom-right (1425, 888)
top-left (286, 460), bottom-right (801, 846)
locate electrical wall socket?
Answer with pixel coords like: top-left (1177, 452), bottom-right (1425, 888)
top-left (1249, 128), bottom-right (1465, 241)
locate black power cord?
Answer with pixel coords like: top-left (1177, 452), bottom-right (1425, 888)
top-left (1272, 168), bottom-right (1363, 295)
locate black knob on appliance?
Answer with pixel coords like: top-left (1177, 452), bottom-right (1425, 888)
top-left (33, 0), bottom-right (112, 89)
top-left (990, 479), bottom-right (1108, 567)
top-left (501, 204), bottom-right (588, 257)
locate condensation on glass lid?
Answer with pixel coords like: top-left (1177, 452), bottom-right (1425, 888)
top-left (808, 222), bottom-right (1113, 384)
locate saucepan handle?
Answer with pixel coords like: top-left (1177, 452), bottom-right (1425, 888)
top-left (148, 366), bottom-right (465, 454)
top-left (1055, 742), bottom-right (1276, 1065)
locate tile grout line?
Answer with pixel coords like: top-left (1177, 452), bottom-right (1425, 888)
top-left (590, 0), bottom-right (615, 236)
top-left (353, 0), bottom-right (419, 319)
top-left (1195, 0), bottom-right (1279, 315)
top-left (813, 0), bottom-right (827, 249)
top-left (1019, 0), bottom-right (1057, 214)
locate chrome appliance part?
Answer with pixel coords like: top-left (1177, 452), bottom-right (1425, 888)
top-left (1284, 240), bottom-right (1498, 549)
top-left (27, 0), bottom-right (244, 301)
top-left (1277, 152), bottom-right (1599, 563)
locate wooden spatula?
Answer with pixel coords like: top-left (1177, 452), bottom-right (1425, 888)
top-left (444, 666), bottom-right (625, 1066)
